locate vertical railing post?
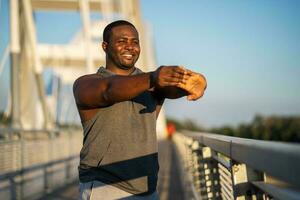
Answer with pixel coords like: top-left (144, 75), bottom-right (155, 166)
top-left (190, 141), bottom-right (202, 195)
top-left (191, 141), bottom-right (221, 200)
top-left (19, 131), bottom-right (24, 200)
top-left (46, 130), bottom-right (55, 193)
top-left (231, 162), bottom-right (264, 199)
top-left (66, 129), bottom-right (72, 182)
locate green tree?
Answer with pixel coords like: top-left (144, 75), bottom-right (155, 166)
top-left (0, 112), bottom-right (11, 125)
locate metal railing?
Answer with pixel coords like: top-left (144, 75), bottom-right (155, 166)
top-left (173, 131), bottom-right (300, 200)
top-left (0, 128), bottom-right (82, 200)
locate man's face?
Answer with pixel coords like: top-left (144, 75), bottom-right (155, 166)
top-left (104, 25), bottom-right (140, 70)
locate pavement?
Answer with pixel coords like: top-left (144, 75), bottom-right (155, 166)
top-left (41, 139), bottom-right (185, 200)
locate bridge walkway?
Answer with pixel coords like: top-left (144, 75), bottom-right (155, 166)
top-left (40, 140), bottom-right (185, 200)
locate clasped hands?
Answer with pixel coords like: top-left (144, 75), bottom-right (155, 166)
top-left (152, 66), bottom-right (207, 100)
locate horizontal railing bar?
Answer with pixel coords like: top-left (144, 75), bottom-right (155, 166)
top-left (0, 155), bottom-right (78, 180)
top-left (0, 128), bottom-right (59, 134)
top-left (0, 127), bottom-right (81, 134)
top-left (252, 181), bottom-right (300, 200)
top-left (231, 138), bottom-right (300, 189)
top-left (182, 131), bottom-right (300, 188)
top-left (184, 131), bottom-right (231, 157)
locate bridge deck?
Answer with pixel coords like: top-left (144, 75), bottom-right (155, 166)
top-left (40, 139), bottom-right (185, 200)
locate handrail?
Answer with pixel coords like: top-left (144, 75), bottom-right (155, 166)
top-left (0, 128), bottom-right (82, 199)
top-left (173, 131), bottom-right (300, 200)
top-left (0, 127), bottom-right (82, 140)
top-left (183, 131), bottom-right (300, 188)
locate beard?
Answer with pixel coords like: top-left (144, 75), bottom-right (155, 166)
top-left (108, 52), bottom-right (139, 70)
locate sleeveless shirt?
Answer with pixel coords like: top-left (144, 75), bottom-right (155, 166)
top-left (78, 67), bottom-right (159, 195)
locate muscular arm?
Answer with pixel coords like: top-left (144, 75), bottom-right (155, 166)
top-left (73, 66), bottom-right (188, 109)
top-left (73, 66), bottom-right (206, 122)
top-left (73, 73), bottom-right (152, 108)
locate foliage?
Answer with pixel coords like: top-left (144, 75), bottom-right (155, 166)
top-left (166, 117), bottom-right (205, 132)
top-left (0, 112), bottom-right (11, 125)
top-left (167, 115), bottom-right (300, 143)
top-left (211, 115), bottom-right (300, 142)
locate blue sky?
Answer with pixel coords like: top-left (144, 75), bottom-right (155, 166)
top-left (0, 0), bottom-right (10, 112)
top-left (0, 0), bottom-right (299, 127)
top-left (141, 0), bottom-right (300, 127)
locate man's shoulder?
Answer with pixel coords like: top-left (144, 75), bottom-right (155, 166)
top-left (73, 73), bottom-right (104, 96)
top-left (134, 67), bottom-right (144, 74)
top-left (74, 73), bottom-right (99, 85)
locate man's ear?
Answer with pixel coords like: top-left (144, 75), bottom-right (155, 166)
top-left (102, 41), bottom-right (108, 52)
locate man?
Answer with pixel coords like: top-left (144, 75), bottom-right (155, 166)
top-left (73, 20), bottom-right (207, 200)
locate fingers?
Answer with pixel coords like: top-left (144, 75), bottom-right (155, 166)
top-left (156, 65), bottom-right (206, 91)
top-left (156, 65), bottom-right (207, 101)
top-left (173, 66), bottom-right (186, 74)
top-left (158, 66), bottom-right (192, 87)
top-left (176, 79), bottom-right (206, 101)
top-left (164, 77), bottom-right (186, 84)
top-left (176, 82), bottom-right (190, 93)
top-left (162, 78), bottom-right (187, 87)
top-left (186, 91), bottom-right (204, 101)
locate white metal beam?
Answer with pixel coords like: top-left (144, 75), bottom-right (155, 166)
top-left (10, 0), bottom-right (20, 53)
top-left (10, 0), bottom-right (21, 129)
top-left (31, 0), bottom-right (110, 12)
top-left (22, 0), bottom-right (52, 128)
top-left (22, 0), bottom-right (42, 74)
top-left (79, 0), bottom-right (94, 73)
top-left (37, 44), bottom-right (105, 69)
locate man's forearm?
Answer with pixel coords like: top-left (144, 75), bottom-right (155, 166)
top-left (154, 86), bottom-right (188, 99)
top-left (103, 73), bottom-right (152, 104)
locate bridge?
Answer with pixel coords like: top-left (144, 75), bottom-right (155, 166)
top-left (1, 0), bottom-right (300, 199)
top-left (1, 128), bottom-right (300, 200)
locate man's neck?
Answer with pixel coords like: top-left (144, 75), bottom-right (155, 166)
top-left (106, 65), bottom-right (136, 75)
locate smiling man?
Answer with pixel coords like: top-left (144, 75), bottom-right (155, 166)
top-left (73, 20), bottom-right (207, 200)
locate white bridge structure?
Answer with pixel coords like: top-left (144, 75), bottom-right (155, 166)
top-left (0, 0), bottom-right (167, 199)
top-left (7, 0), bottom-right (166, 131)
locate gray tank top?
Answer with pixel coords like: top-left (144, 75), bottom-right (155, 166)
top-left (78, 67), bottom-right (159, 195)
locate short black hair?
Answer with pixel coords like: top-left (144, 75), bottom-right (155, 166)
top-left (103, 20), bottom-right (137, 43)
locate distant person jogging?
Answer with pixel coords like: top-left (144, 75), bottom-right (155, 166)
top-left (73, 20), bottom-right (207, 200)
